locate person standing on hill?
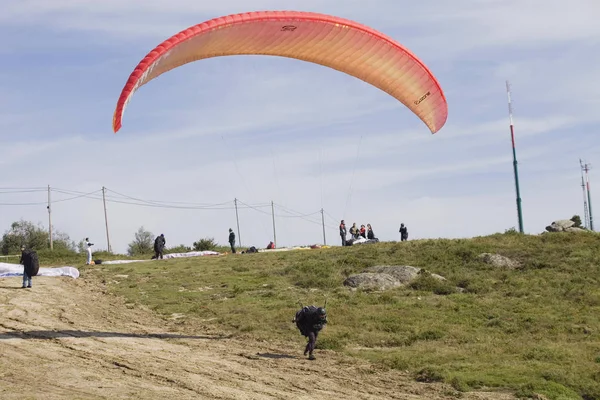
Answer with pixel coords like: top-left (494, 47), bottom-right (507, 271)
top-left (228, 228), bottom-right (236, 254)
top-left (367, 223), bottom-right (375, 240)
top-left (154, 234), bottom-right (166, 259)
top-left (19, 245), bottom-right (39, 289)
top-left (350, 222), bottom-right (359, 239)
top-left (399, 223), bottom-right (408, 241)
top-left (339, 220), bottom-right (347, 246)
top-left (86, 241), bottom-right (94, 265)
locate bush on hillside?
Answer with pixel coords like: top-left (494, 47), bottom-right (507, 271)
top-left (193, 237), bottom-right (218, 251)
top-left (0, 219), bottom-right (75, 254)
top-left (127, 226), bottom-right (154, 256)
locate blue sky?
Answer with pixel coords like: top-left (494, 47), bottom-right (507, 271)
top-left (1, 0), bottom-right (599, 254)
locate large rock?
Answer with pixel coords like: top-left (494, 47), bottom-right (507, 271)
top-left (365, 265), bottom-right (446, 282)
top-left (343, 265), bottom-right (449, 291)
top-left (365, 265), bottom-right (419, 283)
top-left (565, 227), bottom-right (585, 233)
top-left (546, 219), bottom-right (575, 232)
top-left (343, 273), bottom-right (402, 291)
top-left (477, 253), bottom-right (520, 269)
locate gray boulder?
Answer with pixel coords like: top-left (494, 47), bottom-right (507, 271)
top-left (344, 265), bottom-right (449, 291)
top-left (365, 265), bottom-right (447, 282)
top-left (343, 273), bottom-right (402, 291)
top-left (565, 227), bottom-right (585, 232)
top-left (478, 253), bottom-right (520, 269)
top-left (546, 219), bottom-right (575, 232)
top-left (365, 265), bottom-right (420, 283)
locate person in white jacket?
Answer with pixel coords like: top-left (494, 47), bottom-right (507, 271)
top-left (86, 241), bottom-right (94, 265)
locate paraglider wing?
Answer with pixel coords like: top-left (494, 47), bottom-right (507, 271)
top-left (112, 11), bottom-right (448, 134)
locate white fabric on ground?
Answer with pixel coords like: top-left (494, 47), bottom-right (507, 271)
top-left (0, 263), bottom-right (80, 279)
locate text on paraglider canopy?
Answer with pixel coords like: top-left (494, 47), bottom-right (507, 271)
top-left (414, 91), bottom-right (431, 105)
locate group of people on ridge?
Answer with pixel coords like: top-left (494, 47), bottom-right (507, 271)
top-left (338, 220), bottom-right (376, 246)
top-left (339, 220), bottom-right (409, 246)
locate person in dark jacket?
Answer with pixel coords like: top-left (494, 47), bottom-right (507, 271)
top-left (339, 220), bottom-right (347, 246)
top-left (153, 234), bottom-right (166, 259)
top-left (294, 305), bottom-right (328, 360)
top-left (399, 223), bottom-right (408, 241)
top-left (228, 228), bottom-right (236, 254)
top-left (367, 223), bottom-right (375, 240)
top-left (19, 245), bottom-right (39, 288)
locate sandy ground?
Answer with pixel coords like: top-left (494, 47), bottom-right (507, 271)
top-left (0, 275), bottom-right (516, 400)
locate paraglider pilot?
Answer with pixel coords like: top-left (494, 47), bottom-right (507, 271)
top-left (154, 234), bottom-right (166, 259)
top-left (294, 305), bottom-right (328, 360)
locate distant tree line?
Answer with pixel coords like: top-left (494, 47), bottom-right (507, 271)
top-left (0, 219), bottom-right (77, 255)
top-left (4, 215), bottom-right (586, 257)
top-left (0, 219), bottom-right (222, 257)
top-left (127, 226), bottom-right (220, 256)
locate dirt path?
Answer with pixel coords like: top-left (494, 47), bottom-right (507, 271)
top-left (0, 275), bottom-right (516, 400)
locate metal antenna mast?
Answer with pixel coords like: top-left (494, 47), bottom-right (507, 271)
top-left (580, 159), bottom-right (590, 229)
top-left (583, 161), bottom-right (594, 231)
top-left (506, 81), bottom-right (524, 233)
top-left (47, 185), bottom-right (53, 250)
top-left (234, 198), bottom-right (242, 247)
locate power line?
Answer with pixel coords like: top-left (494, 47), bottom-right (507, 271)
top-left (105, 188), bottom-right (235, 208)
top-left (0, 184), bottom-right (349, 249)
top-left (53, 187), bottom-right (270, 210)
top-left (274, 203), bottom-right (337, 230)
top-left (0, 185), bottom-right (335, 231)
top-left (0, 187), bottom-right (47, 191)
top-left (0, 189), bottom-right (46, 194)
top-left (0, 189), bottom-right (102, 206)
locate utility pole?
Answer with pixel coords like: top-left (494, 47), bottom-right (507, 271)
top-left (321, 208), bottom-right (327, 245)
top-left (234, 198), bottom-right (242, 247)
top-left (271, 201), bottom-right (277, 248)
top-left (47, 185), bottom-right (53, 250)
top-left (580, 159), bottom-right (590, 229)
top-left (583, 162), bottom-right (594, 231)
top-left (102, 187), bottom-right (112, 253)
top-left (506, 81), bottom-right (524, 233)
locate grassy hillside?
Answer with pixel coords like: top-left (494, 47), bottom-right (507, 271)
top-left (76, 232), bottom-right (600, 399)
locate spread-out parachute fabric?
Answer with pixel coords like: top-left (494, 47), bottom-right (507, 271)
top-left (113, 10), bottom-right (448, 134)
top-left (100, 250), bottom-right (220, 264)
top-left (0, 263), bottom-right (80, 279)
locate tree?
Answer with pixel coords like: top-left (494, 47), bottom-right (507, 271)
top-left (165, 244), bottom-right (192, 254)
top-left (0, 219), bottom-right (75, 255)
top-left (570, 215), bottom-right (583, 228)
top-left (127, 226), bottom-right (154, 256)
top-left (193, 237), bottom-right (218, 251)
top-left (77, 239), bottom-right (87, 254)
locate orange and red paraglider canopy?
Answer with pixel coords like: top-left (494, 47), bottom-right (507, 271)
top-left (112, 10), bottom-right (448, 134)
